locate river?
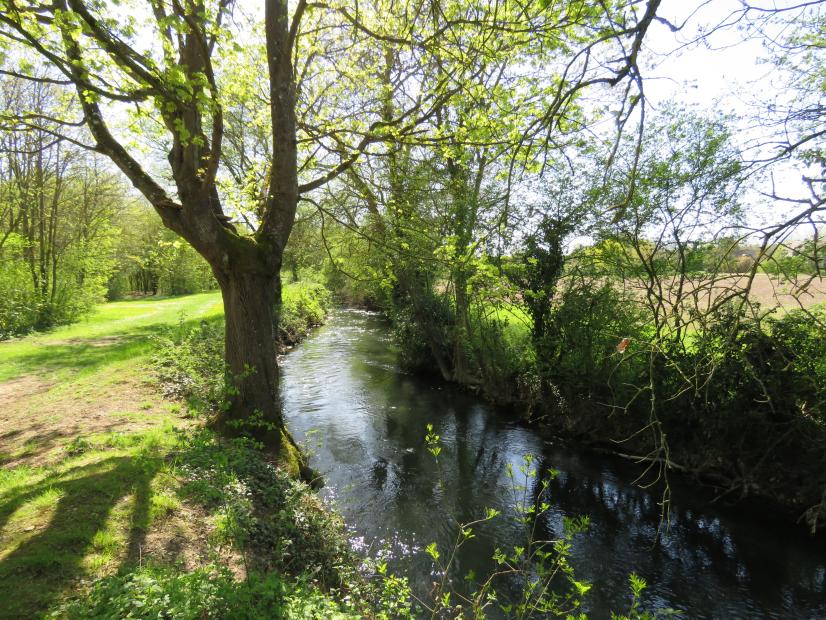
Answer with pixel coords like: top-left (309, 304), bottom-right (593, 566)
top-left (281, 309), bottom-right (826, 618)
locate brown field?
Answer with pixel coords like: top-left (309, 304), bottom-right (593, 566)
top-left (623, 273), bottom-right (826, 313)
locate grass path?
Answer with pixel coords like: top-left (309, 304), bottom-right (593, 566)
top-left (0, 293), bottom-right (226, 618)
top-left (0, 292), bottom-right (222, 383)
top-left (0, 293), bottom-right (222, 465)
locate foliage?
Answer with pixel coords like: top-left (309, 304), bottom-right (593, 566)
top-left (49, 565), bottom-right (298, 620)
top-left (762, 238), bottom-right (824, 277)
top-left (278, 282), bottom-right (332, 346)
top-left (671, 305), bottom-right (826, 427)
top-left (107, 206), bottom-right (217, 299)
top-left (417, 432), bottom-right (673, 619)
top-left (0, 79), bottom-right (123, 338)
top-left (646, 306), bottom-right (826, 510)
top-left (175, 431), bottom-right (352, 588)
top-left (153, 316), bottom-right (227, 413)
top-left (542, 277), bottom-right (649, 405)
top-left (152, 282), bottom-right (332, 415)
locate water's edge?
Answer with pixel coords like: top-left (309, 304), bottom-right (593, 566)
top-left (282, 309), bottom-right (826, 618)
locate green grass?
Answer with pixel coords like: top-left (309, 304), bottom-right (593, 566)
top-left (0, 294), bottom-right (225, 616)
top-left (0, 285), bottom-right (330, 383)
top-left (0, 292), bottom-right (223, 383)
top-left (0, 286), bottom-right (388, 619)
top-left (0, 426), bottom-right (376, 619)
top-left (0, 430), bottom-right (180, 618)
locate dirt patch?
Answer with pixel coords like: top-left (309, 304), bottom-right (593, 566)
top-left (136, 503), bottom-right (245, 578)
top-left (0, 375), bottom-right (51, 410)
top-left (0, 372), bottom-right (189, 468)
top-left (46, 335), bottom-right (126, 348)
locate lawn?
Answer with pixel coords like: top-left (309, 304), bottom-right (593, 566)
top-left (0, 292), bottom-right (223, 383)
top-left (0, 292), bottom-right (230, 618)
top-left (0, 427), bottom-right (220, 618)
top-left (0, 285), bottom-right (359, 619)
top-left (0, 292), bottom-right (223, 467)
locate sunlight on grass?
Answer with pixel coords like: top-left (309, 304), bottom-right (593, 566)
top-left (90, 528), bottom-right (121, 554)
top-left (0, 429), bottom-right (182, 618)
top-left (150, 491), bottom-right (183, 522)
top-left (0, 291), bottom-right (223, 383)
top-left (0, 490), bottom-right (62, 562)
top-left (24, 487), bottom-right (65, 513)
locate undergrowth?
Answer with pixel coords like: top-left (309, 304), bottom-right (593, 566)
top-left (39, 428), bottom-right (396, 619)
top-left (152, 281), bottom-right (332, 414)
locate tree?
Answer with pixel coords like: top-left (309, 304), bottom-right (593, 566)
top-left (665, 2), bottom-right (826, 283)
top-left (324, 0), bottom-right (666, 387)
top-left (0, 0), bottom-right (664, 453)
top-left (596, 108), bottom-right (745, 342)
top-left (0, 75), bottom-right (121, 336)
top-left (0, 1), bottom-right (439, 453)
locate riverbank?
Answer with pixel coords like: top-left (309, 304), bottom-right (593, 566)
top-left (279, 308), bottom-right (826, 618)
top-left (386, 296), bottom-right (826, 535)
top-left (0, 287), bottom-right (398, 619)
top-left (522, 391), bottom-right (826, 535)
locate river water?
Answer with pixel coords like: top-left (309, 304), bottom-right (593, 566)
top-left (281, 309), bottom-right (826, 618)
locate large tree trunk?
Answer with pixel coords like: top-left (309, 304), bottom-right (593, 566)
top-left (211, 262), bottom-right (304, 474)
top-left (218, 269), bottom-right (280, 435)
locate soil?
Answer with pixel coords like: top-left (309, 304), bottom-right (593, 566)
top-left (0, 370), bottom-right (187, 468)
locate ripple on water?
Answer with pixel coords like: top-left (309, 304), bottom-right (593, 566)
top-left (282, 309), bottom-right (826, 618)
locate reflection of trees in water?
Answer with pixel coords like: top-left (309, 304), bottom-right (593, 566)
top-left (287, 311), bottom-right (826, 617)
top-left (534, 450), bottom-right (826, 614)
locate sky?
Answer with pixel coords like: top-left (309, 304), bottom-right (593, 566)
top-left (643, 0), bottom-right (772, 110)
top-left (637, 0), bottom-right (822, 237)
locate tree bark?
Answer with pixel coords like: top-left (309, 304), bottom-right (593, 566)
top-left (217, 268), bottom-right (280, 436)
top-left (211, 258), bottom-right (305, 473)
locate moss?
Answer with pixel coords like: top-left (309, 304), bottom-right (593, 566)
top-left (277, 428), bottom-right (322, 488)
top-left (277, 429), bottom-right (302, 479)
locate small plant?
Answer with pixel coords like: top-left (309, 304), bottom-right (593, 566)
top-left (174, 430), bottom-right (354, 589)
top-left (152, 317), bottom-right (229, 415)
top-left (412, 425), bottom-right (669, 619)
top-left (64, 437), bottom-right (92, 457)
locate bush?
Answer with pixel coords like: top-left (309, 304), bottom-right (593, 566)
top-left (0, 232), bottom-right (115, 339)
top-left (48, 564), bottom-right (356, 620)
top-left (153, 317), bottom-right (228, 414)
top-left (279, 282), bottom-right (332, 345)
top-left (628, 304), bottom-right (826, 529)
top-left (390, 296), bottom-right (451, 374)
top-left (539, 279), bottom-right (649, 405)
top-left (653, 305), bottom-right (826, 433)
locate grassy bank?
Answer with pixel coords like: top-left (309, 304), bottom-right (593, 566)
top-left (388, 276), bottom-right (826, 533)
top-left (0, 285), bottom-right (390, 619)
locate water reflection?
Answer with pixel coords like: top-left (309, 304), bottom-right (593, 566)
top-left (281, 310), bottom-right (826, 618)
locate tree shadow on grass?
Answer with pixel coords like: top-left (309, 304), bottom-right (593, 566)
top-left (0, 453), bottom-right (162, 619)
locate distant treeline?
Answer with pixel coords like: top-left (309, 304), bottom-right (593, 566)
top-left (0, 78), bottom-right (217, 339)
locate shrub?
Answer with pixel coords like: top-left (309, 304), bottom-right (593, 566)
top-left (153, 317), bottom-right (228, 414)
top-left (279, 282), bottom-right (332, 345)
top-left (540, 279), bottom-right (649, 405)
top-left (48, 564), bottom-right (357, 620)
top-left (389, 292), bottom-right (454, 375)
top-left (0, 232), bottom-right (114, 339)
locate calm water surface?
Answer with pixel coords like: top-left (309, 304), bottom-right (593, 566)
top-left (281, 309), bottom-right (826, 618)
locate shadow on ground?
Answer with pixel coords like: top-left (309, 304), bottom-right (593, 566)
top-left (0, 453), bottom-right (163, 618)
